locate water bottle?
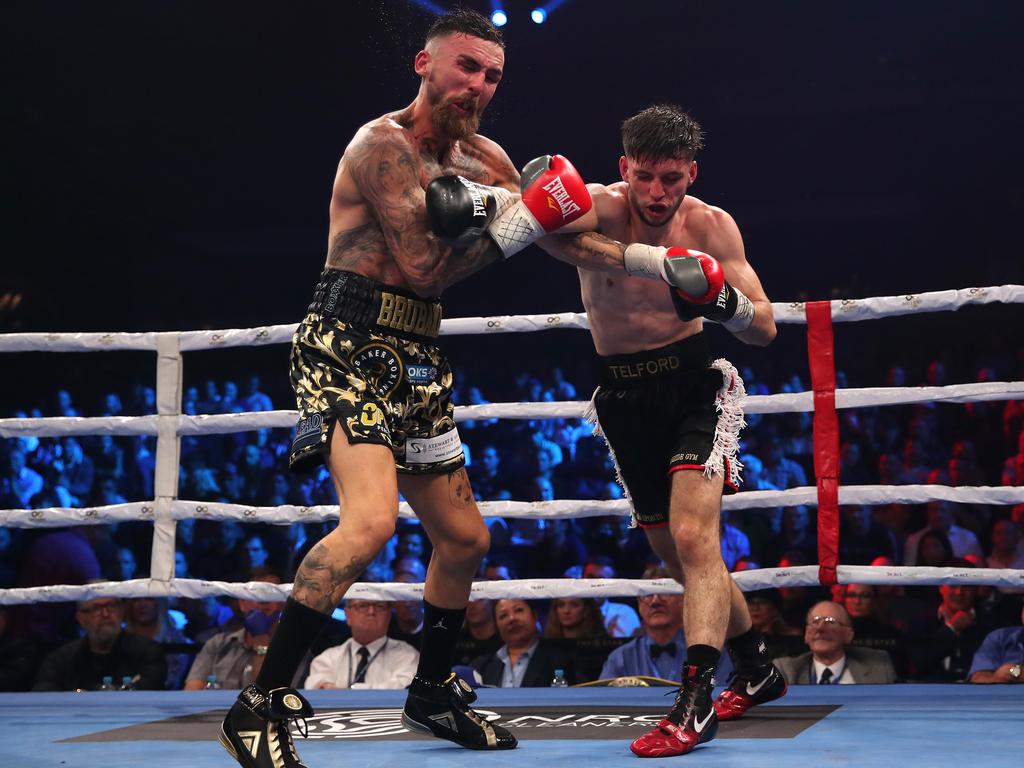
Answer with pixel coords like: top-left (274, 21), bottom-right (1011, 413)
top-left (550, 668), bottom-right (568, 688)
top-left (119, 676), bottom-right (136, 691)
top-left (99, 676), bottom-right (116, 691)
top-left (205, 674), bottom-right (223, 690)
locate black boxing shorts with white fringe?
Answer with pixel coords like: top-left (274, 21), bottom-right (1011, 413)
top-left (288, 269), bottom-right (464, 475)
top-left (585, 332), bottom-right (745, 528)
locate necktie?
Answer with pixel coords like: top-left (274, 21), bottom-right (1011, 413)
top-left (353, 646), bottom-right (371, 684)
top-left (818, 667), bottom-right (834, 685)
top-left (650, 642), bottom-right (677, 660)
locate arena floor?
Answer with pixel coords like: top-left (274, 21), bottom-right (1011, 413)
top-left (2, 685), bottom-right (1021, 767)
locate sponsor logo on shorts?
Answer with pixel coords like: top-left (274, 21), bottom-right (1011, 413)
top-left (291, 413), bottom-right (325, 453)
top-left (360, 402), bottom-right (384, 428)
top-left (608, 355), bottom-right (680, 380)
top-left (406, 364), bottom-right (438, 384)
top-left (323, 274), bottom-right (349, 314)
top-left (670, 452), bottom-right (701, 464)
top-left (405, 429), bottom-right (463, 465)
top-left (352, 343), bottom-right (403, 397)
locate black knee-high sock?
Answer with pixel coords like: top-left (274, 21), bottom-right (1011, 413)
top-left (415, 600), bottom-right (466, 682)
top-left (255, 597), bottom-right (331, 690)
top-left (726, 626), bottom-right (771, 669)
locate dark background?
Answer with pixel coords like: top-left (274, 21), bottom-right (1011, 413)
top-left (4, 0), bottom-right (1024, 406)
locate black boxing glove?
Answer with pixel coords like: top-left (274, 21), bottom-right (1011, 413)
top-left (425, 176), bottom-right (515, 248)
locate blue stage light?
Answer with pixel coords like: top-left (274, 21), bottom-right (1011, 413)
top-left (531, 8), bottom-right (547, 24)
top-left (491, 9), bottom-right (508, 27)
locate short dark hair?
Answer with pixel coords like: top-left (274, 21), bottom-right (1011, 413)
top-left (621, 104), bottom-right (704, 163)
top-left (426, 8), bottom-right (504, 48)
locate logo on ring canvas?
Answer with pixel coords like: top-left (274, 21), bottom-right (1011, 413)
top-left (352, 343), bottom-right (403, 397)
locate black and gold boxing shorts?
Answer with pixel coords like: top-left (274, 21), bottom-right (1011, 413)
top-left (586, 332), bottom-right (746, 528)
top-left (288, 269), bottom-right (463, 475)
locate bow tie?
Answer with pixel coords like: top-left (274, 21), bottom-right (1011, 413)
top-left (650, 642), bottom-right (677, 660)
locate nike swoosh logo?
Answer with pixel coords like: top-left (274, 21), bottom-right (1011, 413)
top-left (693, 709), bottom-right (714, 734)
top-left (746, 675), bottom-right (771, 696)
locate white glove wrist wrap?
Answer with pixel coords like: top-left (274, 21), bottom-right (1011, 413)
top-left (623, 243), bottom-right (668, 280)
top-left (722, 288), bottom-right (755, 333)
top-left (488, 200), bottom-right (545, 259)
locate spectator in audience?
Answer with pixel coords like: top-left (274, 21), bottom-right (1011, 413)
top-left (243, 376), bottom-right (274, 413)
top-left (583, 556), bottom-right (641, 638)
top-left (125, 596), bottom-right (193, 690)
top-left (55, 389), bottom-right (79, 417)
top-left (0, 605), bottom-right (37, 691)
top-left (243, 534), bottom-right (270, 570)
top-left (766, 506), bottom-right (817, 566)
top-left (743, 589), bottom-right (806, 660)
top-left (968, 604), bottom-right (1023, 684)
top-left (914, 528), bottom-right (955, 569)
top-left (15, 527), bottom-right (102, 649)
top-left (720, 510), bottom-right (751, 570)
top-left (600, 567), bottom-right (733, 683)
top-left (183, 570), bottom-right (285, 689)
top-left (483, 557), bottom-right (517, 582)
top-left (197, 380), bottom-right (222, 414)
top-left (774, 601), bottom-right (896, 684)
top-left (839, 505), bottom-right (899, 565)
top-left (904, 501), bottom-right (983, 565)
top-left (987, 518), bottom-right (1024, 594)
top-left (473, 599), bottom-right (574, 687)
top-left (543, 598), bottom-right (608, 640)
top-left (93, 435), bottom-right (125, 486)
top-left (911, 561), bottom-right (994, 681)
top-left (304, 597), bottom-right (418, 689)
top-left (33, 595), bottom-right (166, 691)
top-left (898, 439), bottom-right (933, 485)
top-left (54, 437), bottom-right (94, 504)
top-left (0, 527), bottom-right (20, 588)
top-left (762, 434), bottom-right (808, 490)
top-left (838, 583), bottom-right (907, 678)
top-left (1002, 431), bottom-right (1024, 486)
top-left (116, 547), bottom-right (137, 581)
top-left (388, 556), bottom-right (426, 648)
top-left (395, 525), bottom-right (427, 564)
top-left (7, 447), bottom-right (43, 507)
top-left (469, 444), bottom-right (512, 502)
top-left (455, 597), bottom-right (502, 666)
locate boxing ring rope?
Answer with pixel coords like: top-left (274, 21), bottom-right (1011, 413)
top-left (1, 285), bottom-right (1023, 606)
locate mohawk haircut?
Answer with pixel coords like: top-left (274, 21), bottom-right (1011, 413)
top-left (426, 7), bottom-right (504, 49)
top-left (621, 105), bottom-right (704, 163)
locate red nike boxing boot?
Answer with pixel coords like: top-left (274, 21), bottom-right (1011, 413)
top-left (630, 665), bottom-right (717, 758)
top-left (713, 662), bottom-right (787, 721)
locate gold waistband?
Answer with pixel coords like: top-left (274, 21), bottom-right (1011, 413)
top-left (375, 290), bottom-right (442, 338)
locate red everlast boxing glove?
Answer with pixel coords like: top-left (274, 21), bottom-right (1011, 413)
top-left (623, 244), bottom-right (754, 332)
top-left (487, 154), bottom-right (592, 258)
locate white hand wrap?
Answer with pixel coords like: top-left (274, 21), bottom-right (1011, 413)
top-left (487, 200), bottom-right (546, 259)
top-left (722, 289), bottom-right (755, 333)
top-left (623, 243), bottom-right (668, 280)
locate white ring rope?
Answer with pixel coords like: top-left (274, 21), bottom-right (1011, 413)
top-left (3, 565), bottom-right (1023, 606)
top-left (0, 285), bottom-right (1021, 353)
top-left (2, 380), bottom-right (1023, 439)
top-left (5, 485), bottom-right (1024, 530)
top-left (2, 284), bottom-right (1022, 605)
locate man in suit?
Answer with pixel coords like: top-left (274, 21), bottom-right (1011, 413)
top-left (774, 601), bottom-right (897, 684)
top-left (473, 599), bottom-right (573, 687)
top-left (601, 567), bottom-right (733, 682)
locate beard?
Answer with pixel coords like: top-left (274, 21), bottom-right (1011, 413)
top-left (629, 187), bottom-right (685, 227)
top-left (427, 83), bottom-right (482, 141)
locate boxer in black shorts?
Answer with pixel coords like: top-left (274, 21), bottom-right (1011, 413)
top-left (540, 105), bottom-right (787, 758)
top-left (289, 269), bottom-right (462, 475)
top-left (591, 332), bottom-right (742, 529)
top-left (218, 10), bottom-right (595, 768)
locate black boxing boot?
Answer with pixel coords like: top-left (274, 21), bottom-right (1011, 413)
top-left (402, 673), bottom-right (517, 750)
top-left (219, 683), bottom-right (314, 768)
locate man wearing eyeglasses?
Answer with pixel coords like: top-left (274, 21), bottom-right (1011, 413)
top-left (773, 601), bottom-right (896, 685)
top-left (304, 598), bottom-right (418, 689)
top-left (599, 568), bottom-right (733, 683)
top-left (32, 596), bottom-right (166, 691)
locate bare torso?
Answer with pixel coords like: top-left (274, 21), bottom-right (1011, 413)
top-left (581, 183), bottom-right (718, 355)
top-left (324, 109), bottom-right (519, 295)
